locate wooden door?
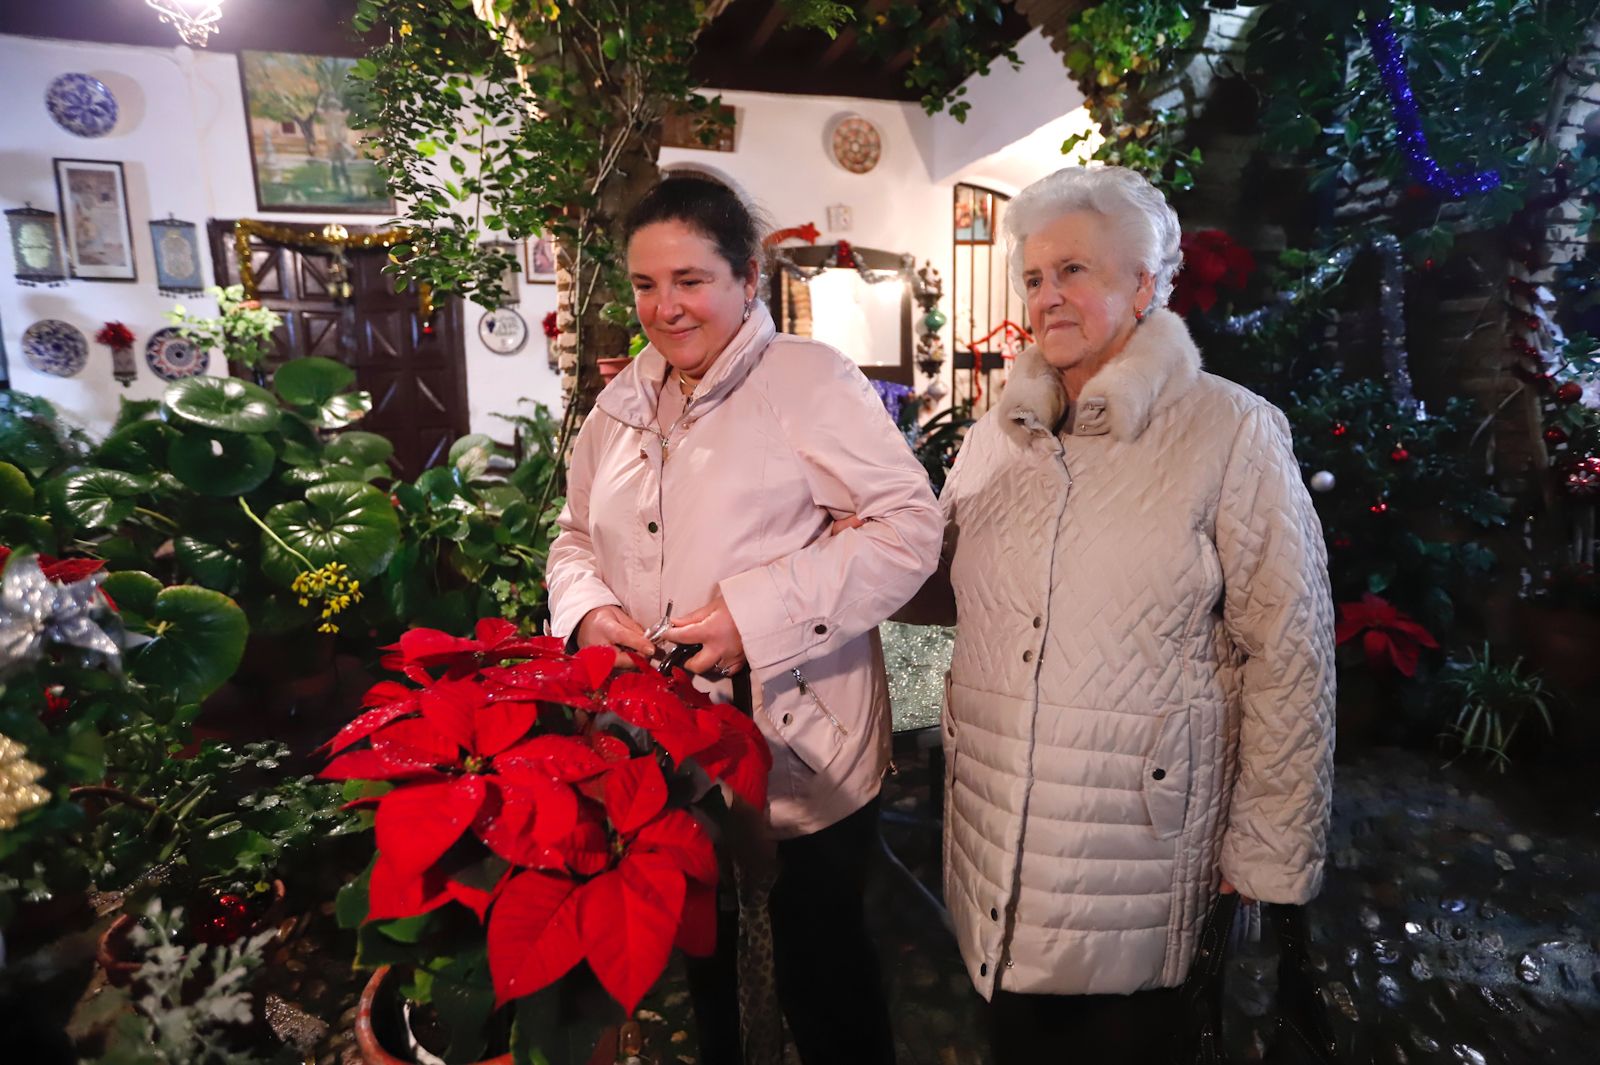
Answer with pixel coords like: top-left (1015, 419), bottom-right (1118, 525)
top-left (209, 221), bottom-right (469, 480)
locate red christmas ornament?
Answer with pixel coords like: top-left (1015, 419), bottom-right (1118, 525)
top-left (191, 891), bottom-right (255, 945)
top-left (1563, 455), bottom-right (1600, 498)
top-left (1330, 422), bottom-right (1349, 438)
top-left (1544, 426), bottom-right (1568, 446)
top-left (541, 310), bottom-right (560, 340)
top-left (834, 240), bottom-right (856, 269)
top-left (1331, 534), bottom-right (1353, 551)
top-left (1389, 445), bottom-right (1411, 463)
top-left (1555, 381), bottom-right (1583, 405)
top-left (1369, 500), bottom-right (1389, 515)
top-left (1423, 258), bottom-right (1435, 271)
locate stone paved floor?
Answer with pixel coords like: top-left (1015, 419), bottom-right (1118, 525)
top-left (641, 745), bottom-right (1600, 1065)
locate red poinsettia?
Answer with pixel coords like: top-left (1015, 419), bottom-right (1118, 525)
top-left (1170, 229), bottom-right (1256, 316)
top-left (322, 623), bottom-right (771, 1018)
top-left (1335, 593), bottom-right (1439, 677)
top-left (95, 321), bottom-right (135, 350)
top-left (0, 545), bottom-right (107, 585)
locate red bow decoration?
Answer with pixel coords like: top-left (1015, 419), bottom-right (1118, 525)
top-left (1170, 229), bottom-right (1256, 316)
top-left (1335, 593), bottom-right (1439, 677)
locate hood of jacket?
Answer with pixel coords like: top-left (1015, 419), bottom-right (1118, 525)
top-left (997, 306), bottom-right (1202, 443)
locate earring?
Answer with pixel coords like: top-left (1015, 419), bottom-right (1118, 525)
top-left (1134, 307), bottom-right (1146, 323)
top-left (742, 299), bottom-right (753, 323)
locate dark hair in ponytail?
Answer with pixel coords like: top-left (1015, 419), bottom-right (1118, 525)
top-left (623, 176), bottom-right (764, 282)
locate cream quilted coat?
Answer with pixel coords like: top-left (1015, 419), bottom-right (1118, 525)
top-left (934, 308), bottom-right (1334, 999)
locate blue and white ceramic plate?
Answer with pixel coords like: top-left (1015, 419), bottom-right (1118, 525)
top-left (46, 73), bottom-right (119, 138)
top-left (22, 319), bottom-right (89, 378)
top-left (145, 327), bottom-right (210, 381)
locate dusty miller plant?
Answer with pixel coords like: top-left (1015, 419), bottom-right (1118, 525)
top-left (88, 899), bottom-right (287, 1064)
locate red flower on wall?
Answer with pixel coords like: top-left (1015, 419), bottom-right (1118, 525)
top-left (1170, 229), bottom-right (1256, 316)
top-left (1335, 593), bottom-right (1439, 677)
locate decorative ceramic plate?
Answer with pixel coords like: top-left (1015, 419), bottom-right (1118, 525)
top-left (478, 307), bottom-right (529, 355)
top-left (22, 319), bottom-right (89, 377)
top-left (46, 73), bottom-right (119, 138)
top-left (830, 115), bottom-right (882, 175)
top-left (145, 327), bottom-right (210, 381)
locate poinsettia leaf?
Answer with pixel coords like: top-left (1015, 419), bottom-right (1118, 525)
top-left (419, 677), bottom-right (486, 753)
top-left (576, 645), bottom-right (617, 690)
top-left (603, 757), bottom-right (669, 835)
top-left (488, 871), bottom-right (583, 1006)
top-left (675, 879), bottom-right (718, 958)
top-left (579, 854), bottom-right (687, 1014)
top-left (376, 776), bottom-right (487, 878)
top-left (472, 776), bottom-right (580, 865)
top-left (325, 681), bottom-right (420, 754)
top-left (366, 852), bottom-right (454, 922)
top-left (631, 809), bottom-right (717, 885)
top-left (496, 735), bottom-right (608, 783)
top-left (373, 716), bottom-right (462, 765)
top-left (475, 700), bottom-right (542, 757)
top-left (547, 805), bottom-right (612, 876)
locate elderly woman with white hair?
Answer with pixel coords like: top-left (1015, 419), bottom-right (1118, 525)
top-left (907, 165), bottom-right (1335, 1061)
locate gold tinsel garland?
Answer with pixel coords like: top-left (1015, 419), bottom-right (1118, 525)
top-left (232, 219), bottom-right (433, 321)
top-left (0, 733), bottom-right (49, 831)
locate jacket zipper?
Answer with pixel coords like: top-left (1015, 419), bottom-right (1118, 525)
top-left (791, 668), bottom-right (849, 735)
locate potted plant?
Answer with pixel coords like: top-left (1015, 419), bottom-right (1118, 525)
top-left (1438, 643), bottom-right (1556, 772)
top-left (167, 284), bottom-right (285, 386)
top-left (323, 619), bottom-right (770, 1064)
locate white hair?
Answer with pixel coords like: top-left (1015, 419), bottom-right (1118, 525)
top-left (1004, 166), bottom-right (1183, 309)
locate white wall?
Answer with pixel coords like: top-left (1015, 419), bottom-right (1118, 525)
top-left (0, 33), bottom-right (562, 440)
top-left (2, 27), bottom-right (1092, 438)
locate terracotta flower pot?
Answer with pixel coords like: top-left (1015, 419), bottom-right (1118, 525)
top-left (355, 966), bottom-right (623, 1065)
top-left (596, 356), bottom-right (632, 385)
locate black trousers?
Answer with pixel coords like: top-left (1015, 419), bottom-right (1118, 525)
top-left (988, 985), bottom-right (1182, 1065)
top-left (686, 797), bottom-right (896, 1065)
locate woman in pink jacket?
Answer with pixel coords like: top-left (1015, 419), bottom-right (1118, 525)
top-left (546, 176), bottom-right (942, 1065)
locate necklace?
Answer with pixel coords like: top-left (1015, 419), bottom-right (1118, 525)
top-left (677, 371), bottom-right (696, 395)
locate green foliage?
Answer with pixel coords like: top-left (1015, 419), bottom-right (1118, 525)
top-left (1055, 0), bottom-right (1200, 189)
top-left (1246, 1), bottom-right (1600, 245)
top-left (72, 899), bottom-right (294, 1064)
top-left (857, 1), bottom-right (1024, 123)
top-left (1439, 643), bottom-right (1554, 771)
top-left (167, 285), bottom-right (284, 372)
top-left (1286, 369), bottom-right (1507, 638)
top-left (897, 404), bottom-right (972, 496)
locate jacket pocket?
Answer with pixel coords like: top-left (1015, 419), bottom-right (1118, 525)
top-left (1142, 702), bottom-right (1192, 840)
top-left (762, 669), bottom-right (847, 776)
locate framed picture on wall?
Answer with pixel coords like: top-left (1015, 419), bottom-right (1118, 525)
top-left (239, 51), bottom-right (394, 214)
top-left (953, 185), bottom-right (994, 245)
top-left (524, 233), bottom-right (557, 283)
top-left (54, 158), bottom-right (137, 282)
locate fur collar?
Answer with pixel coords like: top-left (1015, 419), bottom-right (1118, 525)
top-left (997, 307), bottom-right (1202, 443)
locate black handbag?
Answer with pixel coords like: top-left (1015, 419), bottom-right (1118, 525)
top-left (1172, 892), bottom-right (1345, 1065)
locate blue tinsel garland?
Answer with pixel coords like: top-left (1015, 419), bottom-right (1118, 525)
top-left (1366, 14), bottom-right (1501, 200)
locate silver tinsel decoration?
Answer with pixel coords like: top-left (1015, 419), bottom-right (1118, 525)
top-left (0, 554), bottom-right (121, 675)
top-left (1218, 236), bottom-right (1417, 412)
top-left (882, 622), bottom-right (955, 733)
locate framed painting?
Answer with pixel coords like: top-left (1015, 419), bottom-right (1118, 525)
top-left (954, 184), bottom-right (994, 245)
top-left (54, 158), bottom-right (137, 281)
top-left (239, 50), bottom-right (393, 214)
top-left (524, 233), bottom-right (557, 283)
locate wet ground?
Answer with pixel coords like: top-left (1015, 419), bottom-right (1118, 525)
top-left (641, 745), bottom-right (1600, 1065)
